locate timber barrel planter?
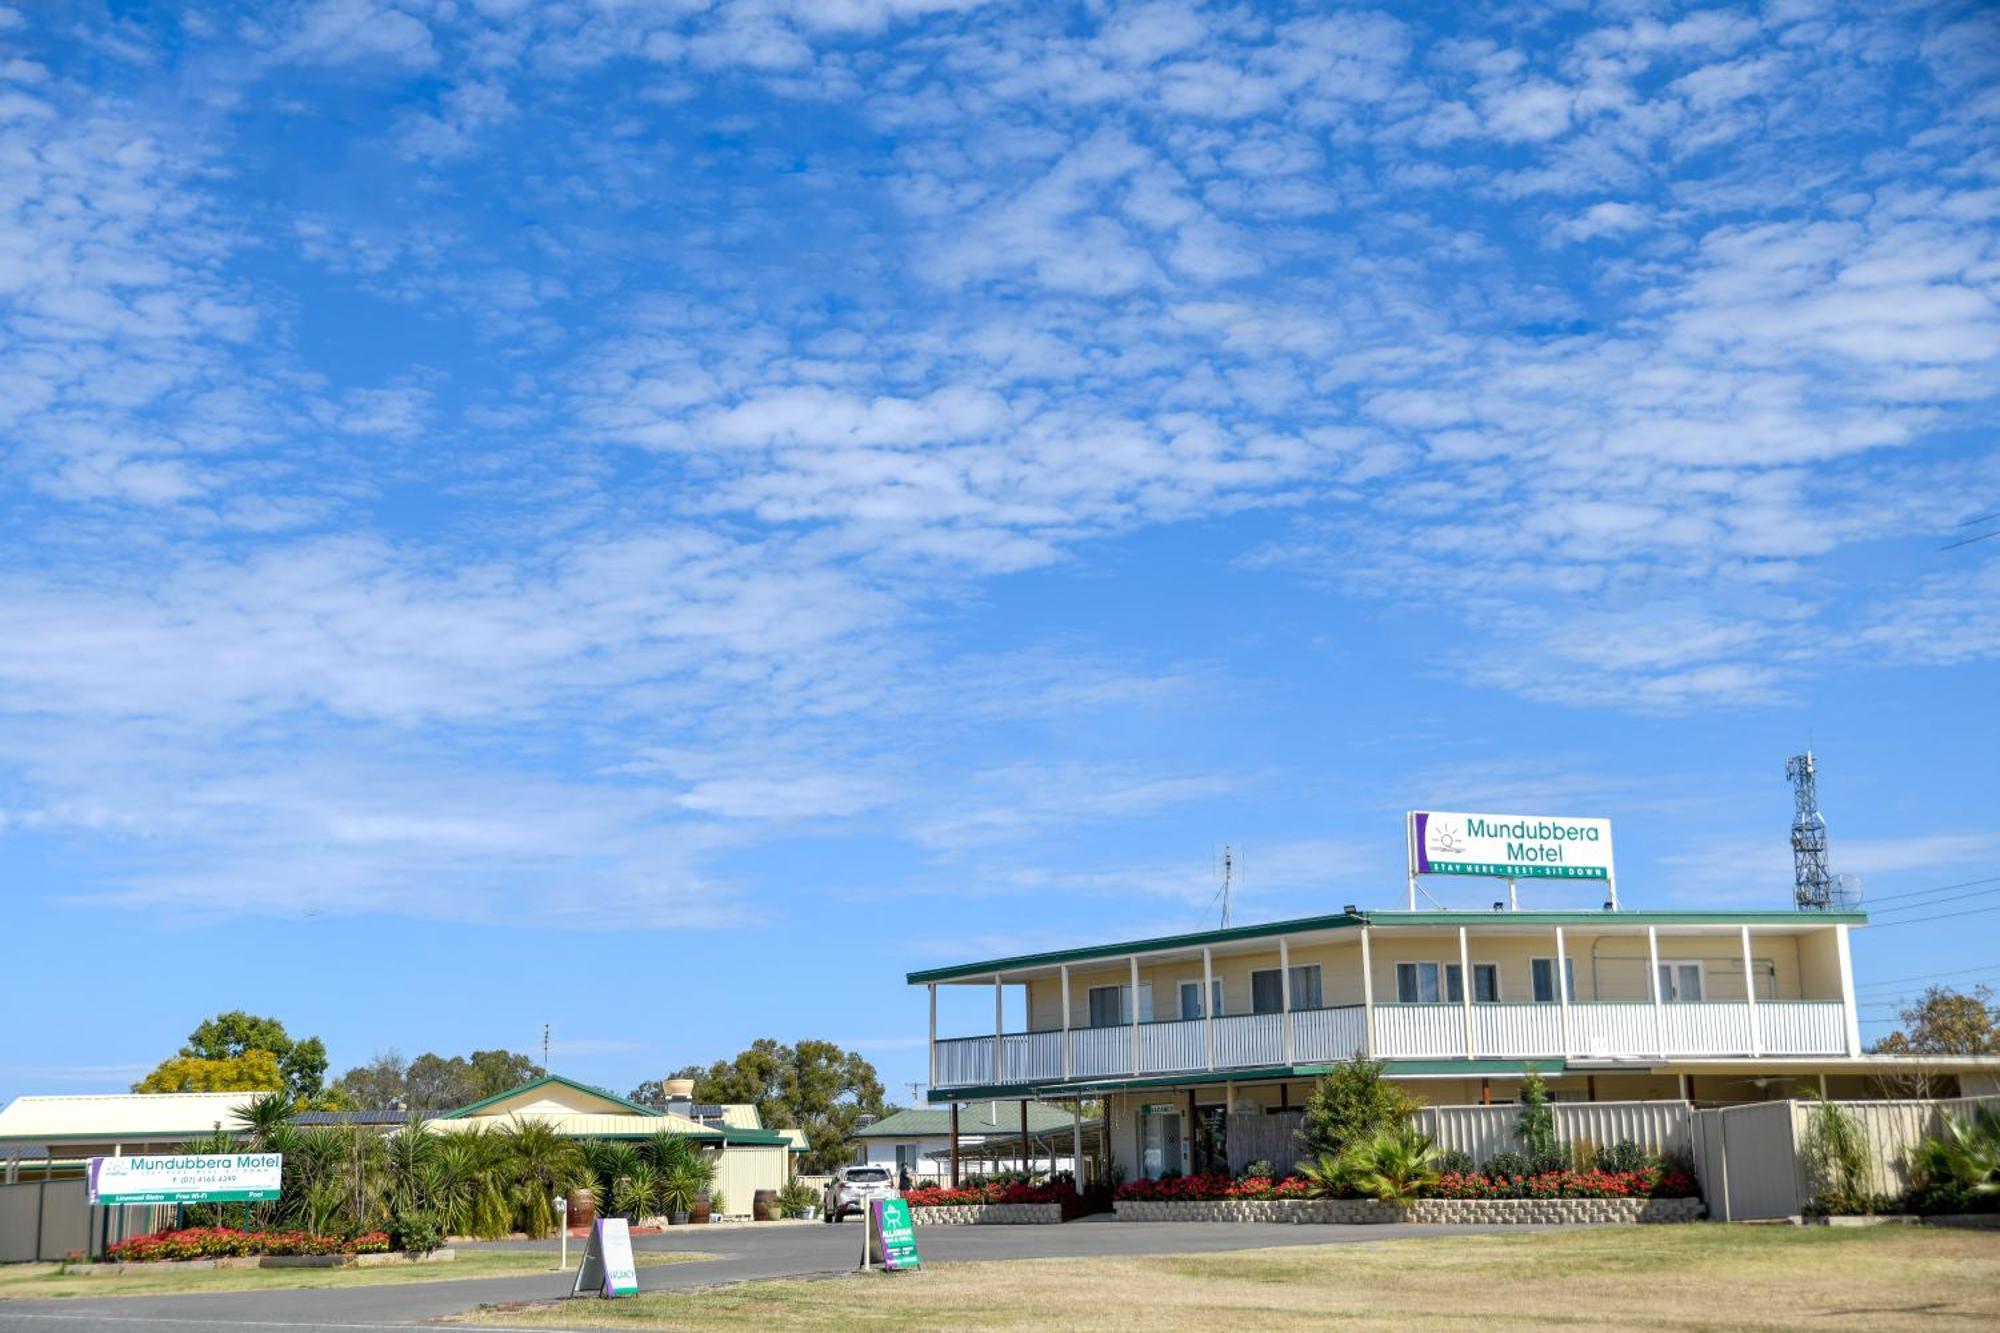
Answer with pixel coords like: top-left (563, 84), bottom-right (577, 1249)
top-left (1113, 1198), bottom-right (1704, 1225)
top-left (910, 1203), bottom-right (1063, 1225)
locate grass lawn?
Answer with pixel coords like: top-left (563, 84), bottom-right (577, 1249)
top-left (457, 1226), bottom-right (2000, 1331)
top-left (0, 1249), bottom-right (709, 1301)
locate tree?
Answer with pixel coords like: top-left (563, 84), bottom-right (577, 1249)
top-left (627, 1079), bottom-right (667, 1105)
top-left (1297, 1057), bottom-right (1420, 1162)
top-left (135, 1050), bottom-right (286, 1093)
top-left (1871, 986), bottom-right (1999, 1096)
top-left (406, 1054), bottom-right (480, 1111)
top-left (138, 1010), bottom-right (329, 1101)
top-left (467, 1049), bottom-right (541, 1099)
top-left (676, 1039), bottom-right (886, 1173)
top-left (334, 1051), bottom-right (410, 1110)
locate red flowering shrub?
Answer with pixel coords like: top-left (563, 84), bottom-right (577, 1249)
top-left (1114, 1174), bottom-right (1319, 1202)
top-left (105, 1227), bottom-right (393, 1263)
top-left (1430, 1167), bottom-right (1697, 1201)
top-left (904, 1180), bottom-right (1070, 1207)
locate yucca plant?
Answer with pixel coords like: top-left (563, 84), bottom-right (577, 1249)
top-left (658, 1160), bottom-right (705, 1220)
top-left (1912, 1103), bottom-right (2000, 1210)
top-left (502, 1118), bottom-right (583, 1238)
top-left (231, 1091), bottom-right (295, 1151)
top-left (646, 1130), bottom-right (698, 1174)
top-left (615, 1164), bottom-right (659, 1222)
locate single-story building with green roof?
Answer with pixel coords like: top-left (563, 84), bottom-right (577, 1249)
top-left (850, 1103), bottom-right (1102, 1181)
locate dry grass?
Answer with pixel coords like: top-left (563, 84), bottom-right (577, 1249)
top-left (459, 1225), bottom-right (2000, 1331)
top-left (0, 1248), bottom-right (707, 1301)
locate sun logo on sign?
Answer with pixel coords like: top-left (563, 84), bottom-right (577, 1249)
top-left (1428, 822), bottom-right (1465, 857)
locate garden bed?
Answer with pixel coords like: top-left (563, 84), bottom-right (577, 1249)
top-left (78, 1249), bottom-right (453, 1275)
top-left (912, 1203), bottom-right (1064, 1225)
top-left (1113, 1197), bottom-right (1703, 1224)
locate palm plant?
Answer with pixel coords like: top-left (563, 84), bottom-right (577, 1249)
top-left (582, 1140), bottom-right (641, 1214)
top-left (1343, 1127), bottom-right (1441, 1204)
top-left (502, 1118), bottom-right (583, 1238)
top-left (658, 1161), bottom-right (705, 1220)
top-left (1913, 1103), bottom-right (2000, 1207)
top-left (645, 1130), bottom-right (698, 1174)
top-left (231, 1091), bottom-right (295, 1150)
top-left (1296, 1152), bottom-right (1352, 1199)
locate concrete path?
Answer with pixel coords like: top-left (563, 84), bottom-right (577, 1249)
top-left (0, 1218), bottom-right (1524, 1332)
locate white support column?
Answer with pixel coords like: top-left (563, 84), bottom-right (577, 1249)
top-left (994, 975), bottom-right (1005, 1084)
top-left (1646, 927), bottom-right (1665, 1059)
top-left (1458, 925), bottom-right (1474, 1058)
top-left (1359, 925), bottom-right (1376, 1058)
top-left (1555, 926), bottom-right (1572, 1060)
top-left (1279, 936), bottom-right (1295, 1065)
top-left (1202, 947), bottom-right (1216, 1071)
top-left (1129, 956), bottom-right (1142, 1076)
top-left (1835, 924), bottom-right (1862, 1057)
top-left (1060, 965), bottom-right (1072, 1079)
top-left (1740, 925), bottom-right (1762, 1057)
top-left (1071, 1100), bottom-right (1083, 1195)
top-left (929, 983), bottom-right (939, 1091)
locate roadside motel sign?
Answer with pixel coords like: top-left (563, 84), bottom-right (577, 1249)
top-left (867, 1197), bottom-right (921, 1271)
top-left (1407, 810), bottom-right (1618, 908)
top-left (572, 1216), bottom-right (639, 1298)
top-left (87, 1153), bottom-right (282, 1205)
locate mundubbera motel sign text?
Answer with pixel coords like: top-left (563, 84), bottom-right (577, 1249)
top-left (1408, 810), bottom-right (1614, 881)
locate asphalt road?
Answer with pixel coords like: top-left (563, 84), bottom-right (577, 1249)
top-left (0, 1217), bottom-right (1523, 1332)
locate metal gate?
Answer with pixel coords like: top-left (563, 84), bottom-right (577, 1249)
top-left (1692, 1102), bottom-right (1806, 1220)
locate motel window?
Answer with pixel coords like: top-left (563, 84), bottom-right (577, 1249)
top-left (1088, 983), bottom-right (1153, 1027)
top-left (1658, 962), bottom-right (1704, 1003)
top-left (1396, 961), bottom-right (1442, 1004)
top-left (1531, 957), bottom-right (1577, 1004)
top-left (1179, 978), bottom-right (1225, 1020)
top-left (1251, 965), bottom-right (1322, 1013)
top-left (896, 1144), bottom-right (919, 1172)
top-left (1446, 962), bottom-right (1500, 1003)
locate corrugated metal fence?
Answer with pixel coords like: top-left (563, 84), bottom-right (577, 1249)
top-left (1412, 1100), bottom-right (1694, 1166)
top-left (0, 1181), bottom-right (175, 1262)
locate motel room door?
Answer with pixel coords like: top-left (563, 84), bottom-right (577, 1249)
top-left (1140, 1103), bottom-right (1183, 1179)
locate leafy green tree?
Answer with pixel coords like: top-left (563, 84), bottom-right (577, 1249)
top-left (138, 1010), bottom-right (329, 1101)
top-left (406, 1054), bottom-right (481, 1110)
top-left (1297, 1057), bottom-right (1420, 1161)
top-left (627, 1079), bottom-right (667, 1105)
top-left (1871, 986), bottom-right (1999, 1096)
top-left (333, 1051), bottom-right (409, 1109)
top-left (675, 1039), bottom-right (886, 1173)
top-left (1515, 1066), bottom-right (1558, 1166)
top-left (467, 1049), bottom-right (542, 1099)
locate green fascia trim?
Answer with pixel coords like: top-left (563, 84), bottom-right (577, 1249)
top-left (1380, 1058), bottom-right (1569, 1076)
top-left (906, 912), bottom-right (1366, 984)
top-left (909, 908), bottom-right (1865, 985)
top-left (439, 1073), bottom-right (663, 1120)
top-left (563, 1129), bottom-right (725, 1142)
top-left (719, 1129), bottom-right (790, 1146)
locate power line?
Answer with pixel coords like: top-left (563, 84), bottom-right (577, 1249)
top-left (1853, 962), bottom-right (2000, 990)
top-left (1867, 901), bottom-right (2000, 930)
top-left (1869, 883), bottom-right (2000, 917)
top-left (1863, 873), bottom-right (2000, 904)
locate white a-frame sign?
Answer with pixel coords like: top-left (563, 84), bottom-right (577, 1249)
top-left (571, 1216), bottom-right (639, 1298)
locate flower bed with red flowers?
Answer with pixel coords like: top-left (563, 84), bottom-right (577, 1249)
top-left (904, 1181), bottom-right (1072, 1207)
top-left (104, 1227), bottom-right (392, 1263)
top-left (1113, 1174), bottom-right (1317, 1203)
top-left (1430, 1166), bottom-right (1698, 1200)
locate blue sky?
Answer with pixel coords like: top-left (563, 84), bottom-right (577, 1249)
top-left (1, 1), bottom-right (1996, 1107)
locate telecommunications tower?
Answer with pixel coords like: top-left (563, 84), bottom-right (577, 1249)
top-left (1786, 752), bottom-right (1859, 910)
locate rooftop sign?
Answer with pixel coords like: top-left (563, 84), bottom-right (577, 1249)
top-left (1408, 811), bottom-right (1614, 883)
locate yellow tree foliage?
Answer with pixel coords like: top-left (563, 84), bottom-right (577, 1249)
top-left (133, 1049), bottom-right (285, 1093)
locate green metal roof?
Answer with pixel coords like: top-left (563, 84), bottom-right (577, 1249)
top-left (438, 1073), bottom-right (662, 1120)
top-left (907, 908), bottom-right (1863, 984)
top-left (855, 1105), bottom-right (1088, 1137)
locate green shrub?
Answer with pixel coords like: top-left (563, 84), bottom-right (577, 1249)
top-left (1802, 1097), bottom-right (1873, 1215)
top-left (1515, 1067), bottom-right (1557, 1159)
top-left (1434, 1148), bottom-right (1473, 1175)
top-left (777, 1179), bottom-right (818, 1216)
top-left (388, 1209), bottom-right (445, 1256)
top-left (1297, 1058), bottom-right (1421, 1161)
top-left (1342, 1126), bottom-right (1442, 1204)
top-left (1242, 1159), bottom-right (1275, 1180)
top-left (1594, 1140), bottom-right (1651, 1174)
top-left (1909, 1103), bottom-right (2000, 1214)
top-left (1483, 1150), bottom-right (1530, 1179)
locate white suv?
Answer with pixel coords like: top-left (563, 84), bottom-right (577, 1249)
top-left (822, 1164), bottom-right (896, 1222)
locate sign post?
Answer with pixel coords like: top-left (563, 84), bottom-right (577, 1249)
top-left (570, 1216), bottom-right (638, 1298)
top-left (86, 1154), bottom-right (282, 1206)
top-left (865, 1197), bottom-right (921, 1272)
top-left (1407, 811), bottom-right (1616, 908)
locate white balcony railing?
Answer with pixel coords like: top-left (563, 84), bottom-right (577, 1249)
top-left (926, 1000), bottom-right (1852, 1090)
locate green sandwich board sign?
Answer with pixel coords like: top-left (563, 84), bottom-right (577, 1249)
top-left (867, 1197), bottom-right (921, 1271)
top-left (87, 1154), bottom-right (282, 1205)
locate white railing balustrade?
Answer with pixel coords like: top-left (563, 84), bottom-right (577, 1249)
top-left (1139, 1020), bottom-right (1206, 1074)
top-left (1468, 1003), bottom-right (1565, 1058)
top-left (1212, 1012), bottom-right (1284, 1068)
top-left (1757, 1001), bottom-right (1846, 1055)
top-left (1293, 1006), bottom-right (1367, 1063)
top-left (1373, 1004), bottom-right (1462, 1058)
top-left (1569, 1003), bottom-right (1659, 1058)
top-left (1070, 1025), bottom-right (1131, 1078)
top-left (1661, 1003), bottom-right (1753, 1057)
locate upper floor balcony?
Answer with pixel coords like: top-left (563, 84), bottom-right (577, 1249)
top-left (911, 909), bottom-right (1865, 1094)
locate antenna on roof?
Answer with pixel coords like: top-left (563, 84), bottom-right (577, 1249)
top-left (1786, 752), bottom-right (1859, 910)
top-left (1216, 845), bottom-right (1235, 928)
top-left (541, 1023), bottom-right (551, 1074)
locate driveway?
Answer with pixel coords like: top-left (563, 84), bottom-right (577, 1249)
top-left (0, 1218), bottom-right (1527, 1333)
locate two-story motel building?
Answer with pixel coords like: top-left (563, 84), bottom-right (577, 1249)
top-left (912, 906), bottom-right (2000, 1182)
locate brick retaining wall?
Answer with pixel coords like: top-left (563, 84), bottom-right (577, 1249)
top-left (1113, 1197), bottom-right (1703, 1225)
top-left (911, 1203), bottom-right (1064, 1225)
